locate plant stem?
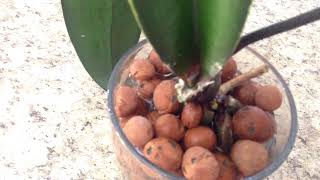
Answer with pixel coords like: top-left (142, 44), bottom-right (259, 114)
top-left (175, 78), bottom-right (215, 103)
top-left (235, 7), bottom-right (320, 53)
top-left (219, 64), bottom-right (269, 95)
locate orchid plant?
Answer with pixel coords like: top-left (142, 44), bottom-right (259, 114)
top-left (61, 0), bottom-right (320, 102)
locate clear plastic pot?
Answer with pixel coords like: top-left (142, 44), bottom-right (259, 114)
top-left (107, 40), bottom-right (298, 180)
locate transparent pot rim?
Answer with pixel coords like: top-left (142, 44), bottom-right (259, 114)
top-left (107, 39), bottom-right (298, 180)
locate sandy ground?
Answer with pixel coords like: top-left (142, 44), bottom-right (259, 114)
top-left (0, 0), bottom-right (319, 179)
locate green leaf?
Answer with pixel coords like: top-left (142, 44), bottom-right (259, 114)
top-left (128, 0), bottom-right (198, 75)
top-left (128, 0), bottom-right (251, 79)
top-left (62, 0), bottom-right (140, 90)
top-left (195, 0), bottom-right (252, 77)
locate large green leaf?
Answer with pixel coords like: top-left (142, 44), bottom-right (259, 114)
top-left (196, 0), bottom-right (252, 77)
top-left (128, 0), bottom-right (251, 78)
top-left (62, 0), bottom-right (140, 90)
top-left (128, 0), bottom-right (198, 75)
